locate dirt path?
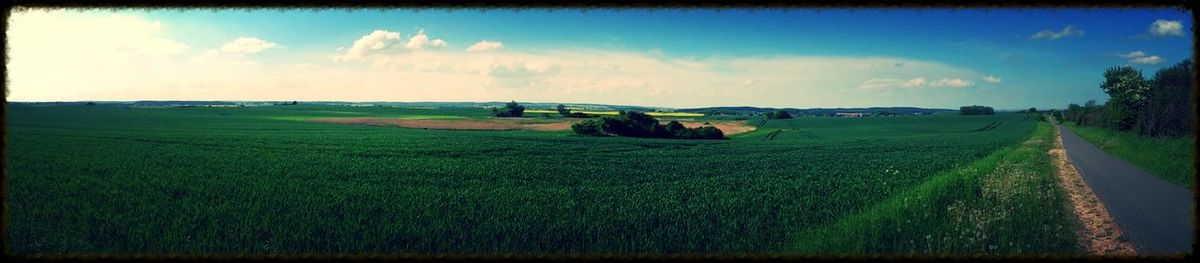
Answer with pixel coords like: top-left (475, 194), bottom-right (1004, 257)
top-left (1056, 123), bottom-right (1193, 255)
top-left (310, 117), bottom-right (756, 135)
top-left (1049, 126), bottom-right (1137, 255)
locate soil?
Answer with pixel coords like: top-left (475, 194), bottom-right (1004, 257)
top-left (1049, 127), bottom-right (1137, 255)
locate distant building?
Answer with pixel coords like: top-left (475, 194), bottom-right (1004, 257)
top-left (835, 112), bottom-right (865, 117)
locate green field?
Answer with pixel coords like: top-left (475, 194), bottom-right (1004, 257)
top-left (1063, 123), bottom-right (1195, 187)
top-left (6, 105), bottom-right (1078, 254)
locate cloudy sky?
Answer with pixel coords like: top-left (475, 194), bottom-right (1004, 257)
top-left (6, 8), bottom-right (1192, 109)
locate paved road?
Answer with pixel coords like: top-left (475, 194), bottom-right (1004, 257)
top-left (1056, 124), bottom-right (1194, 255)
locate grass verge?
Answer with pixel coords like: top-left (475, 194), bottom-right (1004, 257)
top-left (788, 122), bottom-right (1082, 255)
top-left (1062, 123), bottom-right (1194, 187)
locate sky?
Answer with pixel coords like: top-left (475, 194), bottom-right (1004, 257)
top-left (6, 8), bottom-right (1193, 109)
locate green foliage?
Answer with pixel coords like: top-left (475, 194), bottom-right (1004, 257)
top-left (1136, 60), bottom-right (1193, 137)
top-left (570, 118), bottom-right (605, 136)
top-left (1066, 123), bottom-right (1195, 187)
top-left (575, 111), bottom-right (725, 140)
top-left (1099, 66), bottom-right (1150, 131)
top-left (765, 110), bottom-right (793, 119)
top-left (959, 105), bottom-right (994, 115)
top-left (8, 106), bottom-right (1058, 254)
top-left (1064, 59), bottom-right (1193, 137)
top-left (792, 123), bottom-right (1079, 254)
top-left (493, 100), bottom-right (525, 117)
top-left (556, 104), bottom-right (570, 115)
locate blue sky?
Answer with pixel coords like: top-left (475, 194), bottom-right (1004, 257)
top-left (8, 8), bottom-right (1192, 109)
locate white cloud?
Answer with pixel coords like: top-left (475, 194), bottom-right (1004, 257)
top-left (1029, 25), bottom-right (1084, 41)
top-left (335, 29), bottom-right (447, 61)
top-left (1120, 51), bottom-right (1147, 58)
top-left (7, 9), bottom-right (193, 100)
top-left (981, 75), bottom-right (1002, 84)
top-left (219, 37), bottom-right (280, 54)
top-left (930, 78), bottom-right (975, 88)
top-left (335, 30), bottom-right (402, 61)
top-left (404, 29), bottom-right (446, 50)
top-left (1120, 50), bottom-right (1163, 65)
top-left (1130, 55), bottom-right (1163, 65)
top-left (859, 77), bottom-right (927, 90)
top-left (1149, 19), bottom-right (1184, 37)
top-left (467, 41), bottom-right (504, 52)
top-left (8, 13), bottom-right (987, 108)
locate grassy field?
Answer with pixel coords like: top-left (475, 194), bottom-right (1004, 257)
top-left (1063, 123), bottom-right (1194, 187)
top-left (7, 105), bottom-right (1077, 254)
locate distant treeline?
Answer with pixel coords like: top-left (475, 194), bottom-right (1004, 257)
top-left (572, 111), bottom-right (725, 139)
top-left (959, 105), bottom-right (995, 115)
top-left (1057, 60), bottom-right (1192, 137)
top-left (677, 106), bottom-right (952, 116)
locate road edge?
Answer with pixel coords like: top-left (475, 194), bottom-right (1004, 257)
top-left (1049, 124), bottom-right (1137, 255)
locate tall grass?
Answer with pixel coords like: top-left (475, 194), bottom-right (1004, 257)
top-left (789, 123), bottom-right (1081, 255)
top-left (1064, 123), bottom-right (1194, 187)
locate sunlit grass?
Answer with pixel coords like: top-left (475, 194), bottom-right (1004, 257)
top-left (1064, 123), bottom-right (1194, 187)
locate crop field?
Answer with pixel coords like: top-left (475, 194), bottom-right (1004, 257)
top-left (6, 105), bottom-right (1077, 254)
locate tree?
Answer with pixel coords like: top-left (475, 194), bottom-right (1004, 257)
top-left (556, 104), bottom-right (570, 115)
top-left (1137, 59), bottom-right (1193, 137)
top-left (1099, 66), bottom-right (1150, 131)
top-left (291, 101), bottom-right (298, 105)
top-left (493, 100), bottom-right (525, 117)
top-left (774, 110), bottom-right (793, 119)
top-left (1028, 107), bottom-right (1037, 114)
top-left (572, 111), bottom-right (725, 139)
top-left (571, 119), bottom-right (605, 136)
top-left (959, 105), bottom-right (994, 115)
top-left (764, 110), bottom-right (793, 119)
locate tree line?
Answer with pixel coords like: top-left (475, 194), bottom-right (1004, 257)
top-left (1058, 60), bottom-right (1192, 137)
top-left (960, 105), bottom-right (995, 115)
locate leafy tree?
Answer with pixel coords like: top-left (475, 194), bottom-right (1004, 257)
top-left (556, 104), bottom-right (570, 115)
top-left (764, 110), bottom-right (793, 119)
top-left (493, 100), bottom-right (525, 117)
top-left (1137, 59), bottom-right (1193, 137)
top-left (571, 119), bottom-right (605, 136)
top-left (1028, 107), bottom-right (1037, 114)
top-left (1099, 66), bottom-right (1150, 131)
